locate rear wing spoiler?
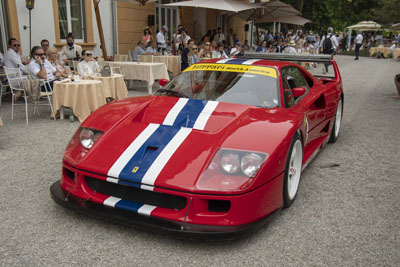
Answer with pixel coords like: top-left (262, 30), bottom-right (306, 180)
top-left (238, 52), bottom-right (340, 80)
top-left (238, 52), bottom-right (333, 63)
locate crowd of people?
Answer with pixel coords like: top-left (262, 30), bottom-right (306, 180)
top-left (0, 33), bottom-right (100, 92)
top-left (0, 25), bottom-right (399, 92)
top-left (131, 23), bottom-right (399, 72)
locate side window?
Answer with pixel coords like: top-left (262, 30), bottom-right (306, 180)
top-left (282, 76), bottom-right (294, 108)
top-left (281, 66), bottom-right (309, 105)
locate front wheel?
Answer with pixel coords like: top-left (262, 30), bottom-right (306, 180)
top-left (283, 133), bottom-right (303, 208)
top-left (329, 98), bottom-right (343, 143)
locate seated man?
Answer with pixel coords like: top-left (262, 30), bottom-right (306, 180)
top-left (28, 46), bottom-right (61, 91)
top-left (145, 41), bottom-right (158, 55)
top-left (132, 41), bottom-right (153, 61)
top-left (230, 42), bottom-right (243, 57)
top-left (212, 42), bottom-right (228, 59)
top-left (3, 38), bottom-right (28, 74)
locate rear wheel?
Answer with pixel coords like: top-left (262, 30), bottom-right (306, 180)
top-left (329, 98), bottom-right (343, 143)
top-left (283, 133), bottom-right (303, 208)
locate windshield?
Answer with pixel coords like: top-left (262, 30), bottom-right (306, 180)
top-left (155, 63), bottom-right (280, 108)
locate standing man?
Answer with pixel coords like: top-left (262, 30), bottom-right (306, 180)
top-left (157, 25), bottom-right (168, 55)
top-left (214, 28), bottom-right (225, 44)
top-left (3, 38), bottom-right (28, 74)
top-left (181, 39), bottom-right (195, 71)
top-left (354, 31), bottom-right (363, 60)
top-left (321, 27), bottom-right (338, 74)
top-left (59, 33), bottom-right (82, 65)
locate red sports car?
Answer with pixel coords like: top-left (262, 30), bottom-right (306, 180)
top-left (50, 54), bottom-right (343, 238)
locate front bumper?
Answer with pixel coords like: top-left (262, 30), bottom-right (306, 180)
top-left (50, 180), bottom-right (279, 239)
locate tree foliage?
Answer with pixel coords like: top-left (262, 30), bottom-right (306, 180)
top-left (281, 0), bottom-right (400, 31)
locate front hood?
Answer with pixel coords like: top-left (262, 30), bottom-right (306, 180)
top-left (74, 96), bottom-right (296, 192)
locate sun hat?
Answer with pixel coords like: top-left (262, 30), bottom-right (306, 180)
top-left (289, 39), bottom-right (296, 46)
top-left (162, 25), bottom-right (168, 32)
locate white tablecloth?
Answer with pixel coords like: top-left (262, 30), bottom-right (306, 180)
top-left (106, 61), bottom-right (169, 94)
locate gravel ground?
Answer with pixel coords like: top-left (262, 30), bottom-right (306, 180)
top-left (0, 56), bottom-right (399, 266)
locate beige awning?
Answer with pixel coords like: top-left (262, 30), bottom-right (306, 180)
top-left (117, 0), bottom-right (156, 5)
top-left (163, 0), bottom-right (260, 13)
top-left (256, 15), bottom-right (310, 26)
top-left (391, 23), bottom-right (400, 31)
top-left (235, 0), bottom-right (301, 22)
top-left (347, 21), bottom-right (382, 31)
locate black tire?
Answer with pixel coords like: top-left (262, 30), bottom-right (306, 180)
top-left (283, 133), bottom-right (303, 208)
top-left (329, 98), bottom-right (343, 143)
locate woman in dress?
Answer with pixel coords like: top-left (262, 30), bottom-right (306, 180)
top-left (142, 27), bottom-right (153, 47)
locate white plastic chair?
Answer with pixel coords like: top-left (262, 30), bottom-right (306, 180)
top-left (24, 67), bottom-right (56, 120)
top-left (4, 67), bottom-right (29, 125)
top-left (114, 54), bottom-right (129, 62)
top-left (138, 54), bottom-right (154, 63)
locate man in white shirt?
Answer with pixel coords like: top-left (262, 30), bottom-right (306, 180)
top-left (212, 43), bottom-right (228, 59)
top-left (354, 31), bottom-right (363, 60)
top-left (214, 28), bottom-right (225, 44)
top-left (59, 33), bottom-right (82, 65)
top-left (321, 27), bottom-right (338, 73)
top-left (156, 25), bottom-right (168, 55)
top-left (3, 38), bottom-right (28, 74)
top-left (230, 42), bottom-right (242, 57)
top-left (28, 46), bottom-right (61, 91)
top-left (284, 40), bottom-right (297, 54)
top-left (389, 41), bottom-right (397, 57)
top-left (145, 41), bottom-right (158, 55)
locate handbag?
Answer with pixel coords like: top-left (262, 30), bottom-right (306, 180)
top-left (100, 66), bottom-right (112, 77)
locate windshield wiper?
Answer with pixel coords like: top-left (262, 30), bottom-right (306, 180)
top-left (156, 89), bottom-right (189, 98)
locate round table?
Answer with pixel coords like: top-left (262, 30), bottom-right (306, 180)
top-left (86, 74), bottom-right (128, 100)
top-left (52, 80), bottom-right (106, 122)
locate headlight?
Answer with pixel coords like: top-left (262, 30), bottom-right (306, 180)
top-left (196, 149), bottom-right (267, 192)
top-left (79, 127), bottom-right (103, 149)
top-left (220, 152), bottom-right (240, 174)
top-left (241, 153), bottom-right (263, 177)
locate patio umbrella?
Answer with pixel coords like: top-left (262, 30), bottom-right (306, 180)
top-left (347, 21), bottom-right (382, 32)
top-left (391, 23), bottom-right (400, 31)
top-left (117, 0), bottom-right (157, 5)
top-left (163, 0), bottom-right (260, 13)
top-left (235, 0), bottom-right (301, 22)
top-left (256, 15), bottom-right (310, 26)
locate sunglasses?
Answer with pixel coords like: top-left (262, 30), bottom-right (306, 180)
top-left (192, 48), bottom-right (198, 51)
top-left (35, 53), bottom-right (45, 56)
top-left (42, 44), bottom-right (49, 47)
top-left (85, 53), bottom-right (92, 56)
top-left (205, 44), bottom-right (210, 46)
top-left (13, 44), bottom-right (20, 47)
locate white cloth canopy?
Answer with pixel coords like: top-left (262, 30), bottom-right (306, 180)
top-left (256, 15), bottom-right (310, 26)
top-left (163, 0), bottom-right (259, 13)
top-left (347, 21), bottom-right (382, 31)
top-left (235, 0), bottom-right (301, 22)
top-left (117, 0), bottom-right (156, 5)
top-left (391, 23), bottom-right (400, 30)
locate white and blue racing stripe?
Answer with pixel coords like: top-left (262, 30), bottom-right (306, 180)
top-left (216, 58), bottom-right (260, 65)
top-left (103, 196), bottom-right (156, 216)
top-left (118, 125), bottom-right (181, 184)
top-left (107, 98), bottom-right (219, 189)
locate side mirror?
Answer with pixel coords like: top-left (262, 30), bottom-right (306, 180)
top-left (158, 79), bottom-right (169, 87)
top-left (292, 87), bottom-right (306, 98)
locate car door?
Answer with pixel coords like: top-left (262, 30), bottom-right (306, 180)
top-left (281, 66), bottom-right (327, 146)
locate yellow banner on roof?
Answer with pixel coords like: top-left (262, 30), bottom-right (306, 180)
top-left (184, 63), bottom-right (277, 79)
